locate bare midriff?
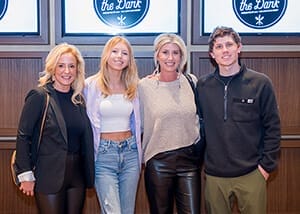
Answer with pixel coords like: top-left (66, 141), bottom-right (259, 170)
top-left (100, 130), bottom-right (132, 142)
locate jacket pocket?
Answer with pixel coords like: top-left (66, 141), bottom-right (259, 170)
top-left (232, 97), bottom-right (259, 122)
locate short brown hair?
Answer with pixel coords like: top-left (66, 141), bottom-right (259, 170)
top-left (208, 26), bottom-right (241, 53)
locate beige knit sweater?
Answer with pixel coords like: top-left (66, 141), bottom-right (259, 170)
top-left (138, 75), bottom-right (200, 164)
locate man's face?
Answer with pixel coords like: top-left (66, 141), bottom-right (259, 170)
top-left (210, 35), bottom-right (242, 68)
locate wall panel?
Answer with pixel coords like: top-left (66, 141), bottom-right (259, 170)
top-left (0, 53), bottom-right (46, 136)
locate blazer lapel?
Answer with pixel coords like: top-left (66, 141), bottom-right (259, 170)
top-left (48, 89), bottom-right (68, 144)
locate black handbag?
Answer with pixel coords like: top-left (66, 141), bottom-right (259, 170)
top-left (183, 73), bottom-right (206, 160)
top-left (10, 91), bottom-right (49, 186)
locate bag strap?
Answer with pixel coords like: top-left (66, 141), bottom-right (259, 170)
top-left (37, 91), bottom-right (50, 151)
top-left (183, 73), bottom-right (202, 117)
top-left (183, 73), bottom-right (206, 139)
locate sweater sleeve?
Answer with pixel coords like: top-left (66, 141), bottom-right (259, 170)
top-left (259, 78), bottom-right (281, 173)
top-left (83, 77), bottom-right (101, 159)
top-left (15, 89), bottom-right (45, 173)
top-left (137, 81), bottom-right (144, 134)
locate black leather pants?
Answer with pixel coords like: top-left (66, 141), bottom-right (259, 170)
top-left (35, 154), bottom-right (85, 214)
top-left (145, 144), bottom-right (201, 214)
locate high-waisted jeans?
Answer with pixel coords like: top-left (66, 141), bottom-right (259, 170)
top-left (145, 144), bottom-right (201, 214)
top-left (95, 136), bottom-right (140, 214)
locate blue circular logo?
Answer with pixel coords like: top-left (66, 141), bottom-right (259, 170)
top-left (94, 0), bottom-right (150, 29)
top-left (233, 0), bottom-right (287, 29)
top-left (0, 0), bottom-right (8, 20)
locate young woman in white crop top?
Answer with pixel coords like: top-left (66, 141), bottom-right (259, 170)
top-left (84, 36), bottom-right (142, 214)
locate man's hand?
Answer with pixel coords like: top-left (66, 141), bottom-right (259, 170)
top-left (258, 165), bottom-right (269, 181)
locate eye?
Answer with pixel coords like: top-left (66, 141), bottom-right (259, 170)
top-left (173, 50), bottom-right (180, 55)
top-left (69, 64), bottom-right (76, 69)
top-left (57, 64), bottom-right (65, 68)
top-left (214, 44), bottom-right (223, 50)
top-left (226, 42), bottom-right (234, 48)
top-left (122, 51), bottom-right (129, 56)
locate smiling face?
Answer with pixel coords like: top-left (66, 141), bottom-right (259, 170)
top-left (53, 52), bottom-right (77, 92)
top-left (210, 35), bottom-right (242, 70)
top-left (157, 43), bottom-right (181, 73)
top-left (107, 42), bottom-right (130, 73)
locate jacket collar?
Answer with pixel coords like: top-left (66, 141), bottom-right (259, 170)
top-left (214, 63), bottom-right (246, 79)
top-left (44, 83), bottom-right (68, 144)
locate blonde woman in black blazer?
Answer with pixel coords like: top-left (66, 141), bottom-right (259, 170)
top-left (15, 43), bottom-right (94, 214)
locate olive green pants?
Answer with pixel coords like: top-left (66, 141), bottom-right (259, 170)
top-left (205, 169), bottom-right (266, 214)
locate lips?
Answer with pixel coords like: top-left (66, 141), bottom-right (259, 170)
top-left (165, 62), bottom-right (176, 66)
top-left (58, 75), bottom-right (74, 83)
top-left (61, 76), bottom-right (73, 80)
top-left (222, 55), bottom-right (231, 59)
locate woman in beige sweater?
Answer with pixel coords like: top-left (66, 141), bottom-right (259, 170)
top-left (138, 33), bottom-right (202, 214)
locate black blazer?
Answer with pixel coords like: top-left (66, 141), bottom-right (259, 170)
top-left (16, 83), bottom-right (95, 193)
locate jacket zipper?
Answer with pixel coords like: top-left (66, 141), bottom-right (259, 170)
top-left (224, 84), bottom-right (228, 121)
top-left (216, 78), bottom-right (233, 122)
top-left (216, 66), bottom-right (241, 121)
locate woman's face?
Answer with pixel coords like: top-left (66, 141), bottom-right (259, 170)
top-left (157, 43), bottom-right (181, 73)
top-left (107, 42), bottom-right (130, 73)
top-left (53, 53), bottom-right (77, 92)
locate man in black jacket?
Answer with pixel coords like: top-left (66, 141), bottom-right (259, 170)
top-left (196, 26), bottom-right (281, 214)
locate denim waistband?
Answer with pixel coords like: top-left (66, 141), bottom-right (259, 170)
top-left (99, 135), bottom-right (135, 148)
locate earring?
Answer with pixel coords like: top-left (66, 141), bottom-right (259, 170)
top-left (177, 70), bottom-right (181, 88)
top-left (153, 63), bottom-right (160, 75)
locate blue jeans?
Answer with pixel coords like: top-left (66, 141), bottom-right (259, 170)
top-left (95, 136), bottom-right (140, 214)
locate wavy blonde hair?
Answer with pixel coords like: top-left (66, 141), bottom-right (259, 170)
top-left (91, 36), bottom-right (139, 100)
top-left (38, 43), bottom-right (85, 104)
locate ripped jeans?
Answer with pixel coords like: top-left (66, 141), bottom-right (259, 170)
top-left (95, 136), bottom-right (140, 214)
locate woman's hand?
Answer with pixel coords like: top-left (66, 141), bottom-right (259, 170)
top-left (19, 181), bottom-right (35, 196)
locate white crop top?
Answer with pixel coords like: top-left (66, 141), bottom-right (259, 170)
top-left (99, 94), bottom-right (133, 133)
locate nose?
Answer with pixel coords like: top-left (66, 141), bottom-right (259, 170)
top-left (220, 45), bottom-right (228, 51)
top-left (116, 51), bottom-right (122, 57)
top-left (64, 65), bottom-right (71, 73)
top-left (167, 53), bottom-right (174, 60)
top-left (221, 46), bottom-right (230, 53)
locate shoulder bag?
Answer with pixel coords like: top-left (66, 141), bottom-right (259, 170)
top-left (10, 91), bottom-right (50, 186)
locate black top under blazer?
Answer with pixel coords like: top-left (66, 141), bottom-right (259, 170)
top-left (15, 83), bottom-right (95, 194)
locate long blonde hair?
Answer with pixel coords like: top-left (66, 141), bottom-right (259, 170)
top-left (38, 43), bottom-right (85, 104)
top-left (92, 36), bottom-right (139, 100)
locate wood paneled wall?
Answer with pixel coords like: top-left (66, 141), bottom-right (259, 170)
top-left (0, 52), bottom-right (299, 213)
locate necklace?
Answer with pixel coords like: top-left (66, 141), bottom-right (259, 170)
top-left (156, 72), bottom-right (181, 88)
